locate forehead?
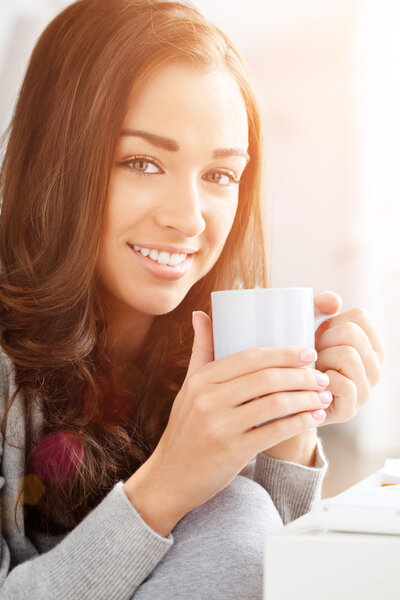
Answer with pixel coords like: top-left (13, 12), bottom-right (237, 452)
top-left (120, 62), bottom-right (249, 151)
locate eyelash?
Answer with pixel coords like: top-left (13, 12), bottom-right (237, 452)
top-left (120, 155), bottom-right (240, 186)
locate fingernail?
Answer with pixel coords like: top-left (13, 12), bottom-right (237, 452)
top-left (299, 348), bottom-right (317, 363)
top-left (316, 372), bottom-right (329, 386)
top-left (319, 391), bottom-right (332, 405)
top-left (311, 409), bottom-right (326, 421)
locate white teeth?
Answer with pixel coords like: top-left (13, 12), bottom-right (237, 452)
top-left (149, 249), bottom-right (159, 261)
top-left (157, 251), bottom-right (169, 265)
top-left (168, 253), bottom-right (182, 266)
top-left (131, 244), bottom-right (187, 266)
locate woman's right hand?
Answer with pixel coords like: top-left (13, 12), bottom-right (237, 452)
top-left (123, 311), bottom-right (331, 537)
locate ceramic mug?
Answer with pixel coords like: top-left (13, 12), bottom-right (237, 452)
top-left (211, 287), bottom-right (338, 425)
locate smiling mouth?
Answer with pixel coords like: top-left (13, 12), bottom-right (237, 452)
top-left (128, 244), bottom-right (189, 267)
top-left (128, 243), bottom-right (193, 280)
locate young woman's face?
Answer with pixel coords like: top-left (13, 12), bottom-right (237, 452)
top-left (96, 62), bottom-right (249, 319)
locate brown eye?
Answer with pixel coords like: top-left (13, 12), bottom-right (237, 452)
top-left (123, 157), bottom-right (162, 174)
top-left (133, 160), bottom-right (148, 172)
top-left (204, 171), bottom-right (237, 186)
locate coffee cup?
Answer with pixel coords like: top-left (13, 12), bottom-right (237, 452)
top-left (211, 287), bottom-right (338, 366)
top-left (211, 287), bottom-right (338, 427)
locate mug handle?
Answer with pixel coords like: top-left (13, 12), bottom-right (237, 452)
top-left (314, 311), bottom-right (340, 331)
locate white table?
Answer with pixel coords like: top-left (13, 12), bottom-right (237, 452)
top-left (264, 471), bottom-right (400, 600)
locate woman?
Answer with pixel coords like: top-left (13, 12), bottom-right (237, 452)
top-left (0, 0), bottom-right (384, 598)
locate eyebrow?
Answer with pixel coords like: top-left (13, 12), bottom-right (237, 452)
top-left (119, 129), bottom-right (250, 162)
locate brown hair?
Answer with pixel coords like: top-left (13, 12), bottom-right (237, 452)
top-left (0, 0), bottom-right (268, 534)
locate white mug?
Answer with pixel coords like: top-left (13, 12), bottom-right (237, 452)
top-left (211, 287), bottom-right (338, 365)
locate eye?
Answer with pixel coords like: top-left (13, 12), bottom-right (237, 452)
top-left (122, 156), bottom-right (163, 175)
top-left (203, 170), bottom-right (239, 186)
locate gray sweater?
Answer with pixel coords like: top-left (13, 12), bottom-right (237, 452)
top-left (0, 347), bottom-right (327, 599)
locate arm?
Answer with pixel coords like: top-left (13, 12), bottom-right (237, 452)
top-left (0, 349), bottom-right (173, 600)
top-left (0, 479), bottom-right (173, 600)
top-left (239, 435), bottom-right (328, 525)
top-left (262, 429), bottom-right (318, 466)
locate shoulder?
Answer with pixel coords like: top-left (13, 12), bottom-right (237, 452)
top-left (0, 344), bottom-right (43, 449)
top-left (0, 345), bottom-right (15, 406)
top-left (0, 345), bottom-right (22, 443)
top-left (0, 346), bottom-right (29, 470)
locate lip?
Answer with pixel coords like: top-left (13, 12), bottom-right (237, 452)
top-left (129, 243), bottom-right (198, 255)
top-left (128, 244), bottom-right (193, 280)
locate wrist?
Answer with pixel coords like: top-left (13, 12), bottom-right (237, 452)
top-left (123, 460), bottom-right (185, 538)
top-left (263, 429), bottom-right (318, 466)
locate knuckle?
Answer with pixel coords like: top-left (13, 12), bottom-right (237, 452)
top-left (357, 307), bottom-right (370, 322)
top-left (313, 390), bottom-right (323, 404)
top-left (349, 379), bottom-right (358, 398)
top-left (299, 410), bottom-right (313, 429)
top-left (342, 345), bottom-right (360, 364)
top-left (263, 368), bottom-right (279, 390)
top-left (193, 390), bottom-right (214, 417)
top-left (187, 371), bottom-right (202, 391)
top-left (206, 418), bottom-right (228, 446)
top-left (304, 367), bottom-right (316, 387)
top-left (342, 380), bottom-right (358, 412)
top-left (247, 347), bottom-right (264, 365)
top-left (344, 321), bottom-right (363, 341)
top-left (268, 392), bottom-right (286, 415)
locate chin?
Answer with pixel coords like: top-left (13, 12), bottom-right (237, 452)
top-left (129, 293), bottom-right (187, 317)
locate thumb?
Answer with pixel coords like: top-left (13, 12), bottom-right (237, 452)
top-left (186, 311), bottom-right (215, 378)
top-left (314, 290), bottom-right (343, 315)
top-left (314, 290), bottom-right (342, 339)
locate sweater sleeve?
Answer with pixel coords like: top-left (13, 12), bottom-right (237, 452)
top-left (0, 345), bottom-right (173, 600)
top-left (0, 481), bottom-right (173, 600)
top-left (239, 437), bottom-right (328, 525)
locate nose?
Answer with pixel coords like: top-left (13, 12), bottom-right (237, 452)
top-left (153, 175), bottom-right (206, 237)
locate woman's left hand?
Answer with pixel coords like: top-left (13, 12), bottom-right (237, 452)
top-left (314, 290), bottom-right (385, 425)
top-left (263, 290), bottom-right (385, 465)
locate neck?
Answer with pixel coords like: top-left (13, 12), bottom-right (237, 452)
top-left (109, 316), bottom-right (153, 361)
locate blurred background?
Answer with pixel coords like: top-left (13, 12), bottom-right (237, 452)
top-left (1, 0), bottom-right (399, 497)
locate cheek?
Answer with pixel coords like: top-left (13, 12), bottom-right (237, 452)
top-left (214, 196), bottom-right (238, 237)
top-left (103, 180), bottom-right (149, 240)
top-left (206, 197), bottom-right (238, 255)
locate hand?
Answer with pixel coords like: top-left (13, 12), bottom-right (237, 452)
top-left (124, 311), bottom-right (330, 536)
top-left (262, 290), bottom-right (384, 465)
top-left (314, 290), bottom-right (384, 425)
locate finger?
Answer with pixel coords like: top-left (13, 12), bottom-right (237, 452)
top-left (186, 311), bottom-right (214, 377)
top-left (314, 290), bottom-right (343, 315)
top-left (314, 291), bottom-right (343, 342)
top-left (245, 407), bottom-right (326, 453)
top-left (317, 308), bottom-right (384, 367)
top-left (236, 389), bottom-right (332, 430)
top-left (316, 345), bottom-right (370, 406)
top-left (220, 366), bottom-right (329, 407)
top-left (319, 368), bottom-right (358, 424)
top-left (316, 322), bottom-right (381, 387)
top-left (201, 345), bottom-right (318, 385)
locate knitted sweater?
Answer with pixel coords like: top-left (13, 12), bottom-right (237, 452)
top-left (0, 348), bottom-right (327, 599)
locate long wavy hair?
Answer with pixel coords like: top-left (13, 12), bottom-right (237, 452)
top-left (0, 0), bottom-right (268, 535)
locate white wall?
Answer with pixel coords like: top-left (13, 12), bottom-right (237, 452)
top-left (352, 0), bottom-right (400, 458)
top-left (0, 0), bottom-right (69, 142)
